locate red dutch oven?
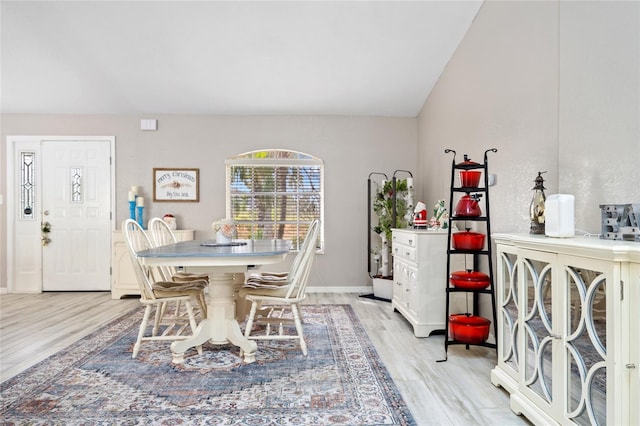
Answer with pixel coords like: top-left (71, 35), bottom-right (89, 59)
top-left (458, 155), bottom-right (482, 188)
top-left (449, 269), bottom-right (490, 290)
top-left (449, 314), bottom-right (491, 344)
top-left (460, 171), bottom-right (481, 188)
top-left (452, 230), bottom-right (485, 250)
top-left (455, 194), bottom-right (482, 217)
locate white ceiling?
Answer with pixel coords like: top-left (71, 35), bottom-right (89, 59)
top-left (1, 1), bottom-right (482, 117)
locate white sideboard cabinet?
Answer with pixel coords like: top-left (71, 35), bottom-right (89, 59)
top-left (391, 229), bottom-right (448, 337)
top-left (111, 229), bottom-right (194, 299)
top-left (490, 233), bottom-right (639, 425)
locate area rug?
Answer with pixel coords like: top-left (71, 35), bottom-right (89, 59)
top-left (1, 304), bottom-right (415, 425)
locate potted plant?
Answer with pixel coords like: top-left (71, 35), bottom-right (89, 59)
top-left (371, 179), bottom-right (410, 299)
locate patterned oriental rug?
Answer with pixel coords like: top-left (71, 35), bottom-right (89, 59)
top-left (1, 304), bottom-right (415, 425)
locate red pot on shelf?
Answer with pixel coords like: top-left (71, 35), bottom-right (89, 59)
top-left (449, 270), bottom-right (490, 290)
top-left (460, 171), bottom-right (482, 188)
top-left (454, 194), bottom-right (482, 217)
top-left (449, 314), bottom-right (491, 344)
top-left (452, 231), bottom-right (485, 250)
top-left (458, 155), bottom-right (482, 187)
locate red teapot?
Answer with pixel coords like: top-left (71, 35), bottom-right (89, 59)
top-left (455, 194), bottom-right (482, 217)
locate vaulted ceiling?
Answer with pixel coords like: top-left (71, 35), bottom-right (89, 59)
top-left (1, 1), bottom-right (482, 117)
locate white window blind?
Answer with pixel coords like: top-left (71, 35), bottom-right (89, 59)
top-left (226, 150), bottom-right (324, 251)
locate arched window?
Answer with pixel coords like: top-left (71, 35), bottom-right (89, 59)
top-left (226, 149), bottom-right (324, 251)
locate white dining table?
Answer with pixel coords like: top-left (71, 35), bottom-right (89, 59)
top-left (137, 238), bottom-right (291, 363)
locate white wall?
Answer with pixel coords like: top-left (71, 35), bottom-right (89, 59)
top-left (1, 114), bottom-right (418, 290)
top-left (418, 0), bottom-right (639, 235)
top-left (416, 0), bottom-right (639, 322)
top-left (558, 1), bottom-right (640, 231)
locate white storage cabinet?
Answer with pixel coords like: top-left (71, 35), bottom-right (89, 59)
top-left (490, 233), bottom-right (639, 425)
top-left (391, 229), bottom-right (448, 337)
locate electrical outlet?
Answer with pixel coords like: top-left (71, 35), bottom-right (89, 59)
top-left (140, 119), bottom-right (158, 131)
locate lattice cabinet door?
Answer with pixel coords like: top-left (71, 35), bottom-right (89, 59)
top-left (557, 254), bottom-right (617, 426)
top-left (517, 248), bottom-right (558, 417)
top-left (492, 243), bottom-right (520, 390)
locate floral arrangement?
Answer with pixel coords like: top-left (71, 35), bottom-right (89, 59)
top-left (212, 218), bottom-right (236, 238)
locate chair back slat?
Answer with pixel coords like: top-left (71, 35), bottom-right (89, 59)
top-left (148, 217), bottom-right (179, 281)
top-left (122, 219), bottom-right (159, 300)
top-left (149, 217), bottom-right (178, 246)
top-left (285, 220), bottom-right (319, 300)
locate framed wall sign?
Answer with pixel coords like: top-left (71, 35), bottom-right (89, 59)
top-left (153, 168), bottom-right (199, 202)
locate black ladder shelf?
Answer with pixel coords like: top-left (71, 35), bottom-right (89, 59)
top-left (440, 148), bottom-right (498, 362)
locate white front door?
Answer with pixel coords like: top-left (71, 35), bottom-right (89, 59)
top-left (7, 136), bottom-right (114, 292)
top-left (41, 140), bottom-right (112, 290)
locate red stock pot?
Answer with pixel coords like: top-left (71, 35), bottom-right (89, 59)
top-left (449, 270), bottom-right (490, 290)
top-left (452, 231), bottom-right (485, 250)
top-left (449, 314), bottom-right (491, 344)
top-left (460, 171), bottom-right (481, 188)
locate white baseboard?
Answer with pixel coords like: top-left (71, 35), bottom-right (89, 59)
top-left (307, 286), bottom-right (373, 294)
top-left (0, 288), bottom-right (8, 295)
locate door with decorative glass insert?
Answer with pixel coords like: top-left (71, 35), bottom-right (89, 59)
top-left (8, 137), bottom-right (113, 292)
top-left (41, 140), bottom-right (111, 290)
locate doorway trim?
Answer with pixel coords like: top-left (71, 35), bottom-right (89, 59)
top-left (5, 136), bottom-right (116, 293)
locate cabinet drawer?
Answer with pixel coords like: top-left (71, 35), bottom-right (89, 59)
top-left (393, 243), bottom-right (416, 262)
top-left (392, 232), bottom-right (416, 247)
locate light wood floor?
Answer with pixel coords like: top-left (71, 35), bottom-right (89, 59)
top-left (0, 292), bottom-right (530, 425)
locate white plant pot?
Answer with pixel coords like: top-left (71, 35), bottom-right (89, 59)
top-left (372, 277), bottom-right (393, 300)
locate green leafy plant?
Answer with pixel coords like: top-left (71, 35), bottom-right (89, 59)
top-left (373, 179), bottom-right (409, 242)
top-left (372, 179), bottom-right (410, 277)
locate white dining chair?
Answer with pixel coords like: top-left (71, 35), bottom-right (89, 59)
top-left (238, 220), bottom-right (319, 356)
top-left (147, 217), bottom-right (210, 285)
top-left (123, 219), bottom-right (207, 358)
